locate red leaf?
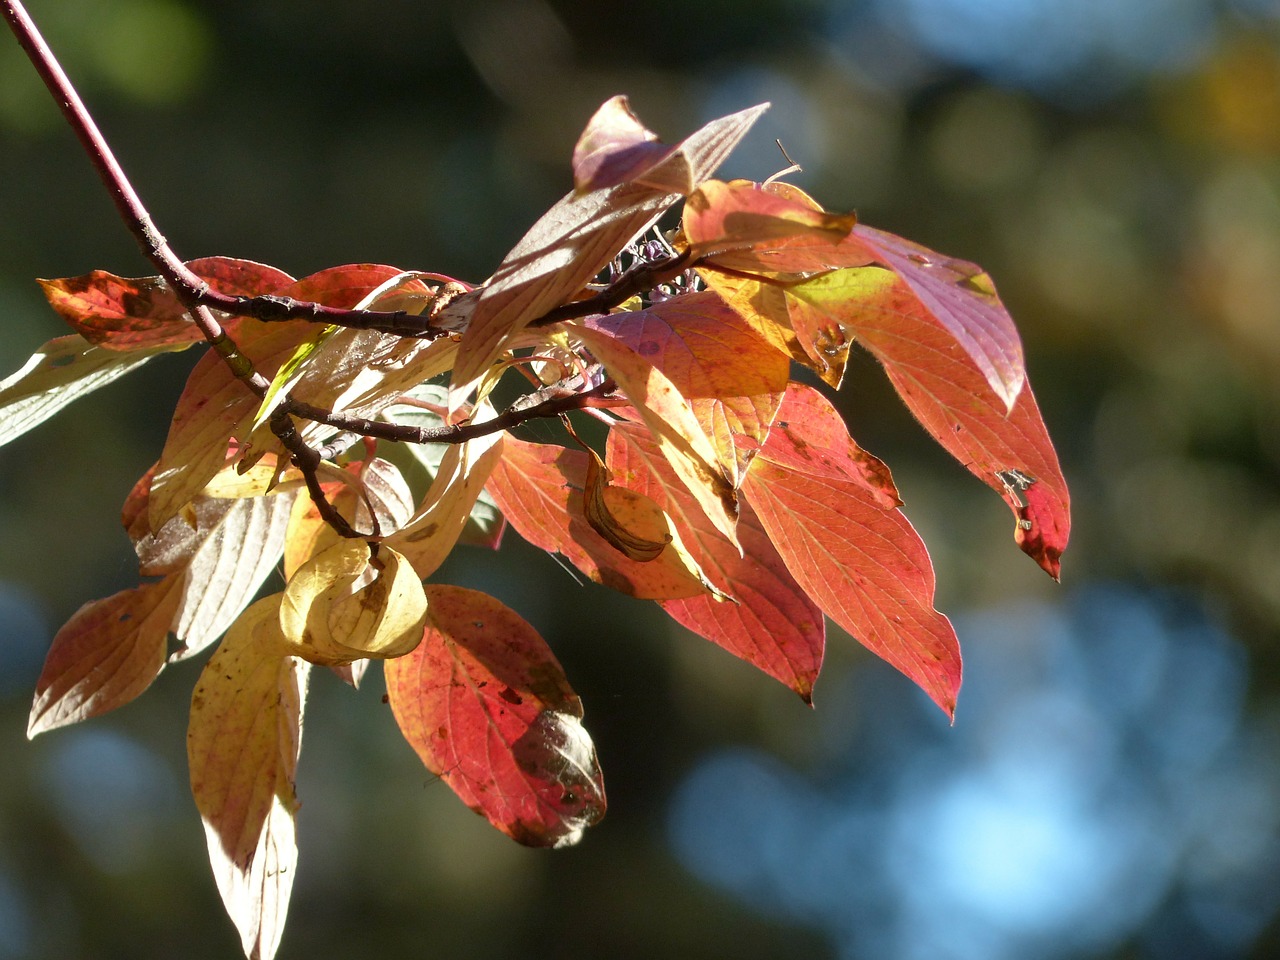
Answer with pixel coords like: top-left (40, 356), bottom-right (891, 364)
top-left (27, 579), bottom-right (181, 736)
top-left (849, 226), bottom-right (1026, 413)
top-left (742, 383), bottom-right (962, 716)
top-left (385, 585), bottom-right (605, 848)
top-left (801, 267), bottom-right (1070, 577)
top-left (607, 423), bottom-right (824, 701)
top-left (485, 435), bottom-right (713, 599)
top-left (37, 258), bottom-right (296, 351)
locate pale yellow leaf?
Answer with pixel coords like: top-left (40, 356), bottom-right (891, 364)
top-left (187, 596), bottom-right (307, 960)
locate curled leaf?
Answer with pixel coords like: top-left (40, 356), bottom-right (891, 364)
top-left (279, 541), bottom-right (427, 665)
top-left (582, 444), bottom-right (670, 561)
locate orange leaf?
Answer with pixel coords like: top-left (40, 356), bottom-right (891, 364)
top-left (27, 579), bottom-right (181, 737)
top-left (447, 103), bottom-right (767, 415)
top-left (484, 435), bottom-right (713, 599)
top-left (187, 596), bottom-right (306, 960)
top-left (607, 423), bottom-right (824, 700)
top-left (573, 324), bottom-right (738, 542)
top-left (37, 258), bottom-right (296, 351)
top-left (385, 585), bottom-right (605, 847)
top-left (815, 266), bottom-right (1070, 576)
top-left (584, 290), bottom-right (788, 486)
top-left (742, 383), bottom-right (962, 716)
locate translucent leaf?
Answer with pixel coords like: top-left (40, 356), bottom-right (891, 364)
top-left (573, 325), bottom-right (738, 543)
top-left (448, 103), bottom-right (767, 414)
top-left (27, 580), bottom-right (181, 737)
top-left (0, 335), bottom-right (177, 448)
top-left (385, 585), bottom-right (605, 847)
top-left (187, 596), bottom-right (306, 960)
top-left (607, 423), bottom-right (824, 700)
top-left (485, 435), bottom-right (717, 599)
top-left (584, 291), bottom-right (788, 487)
top-left (742, 383), bottom-right (962, 716)
top-left (279, 541), bottom-right (427, 665)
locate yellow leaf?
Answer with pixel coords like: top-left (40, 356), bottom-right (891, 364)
top-left (187, 596), bottom-right (306, 960)
top-left (279, 540), bottom-right (427, 665)
top-left (582, 444), bottom-right (670, 561)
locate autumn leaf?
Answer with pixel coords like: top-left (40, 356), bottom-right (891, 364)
top-left (27, 580), bottom-right (182, 737)
top-left (607, 422), bottom-right (824, 700)
top-left (573, 324), bottom-right (739, 543)
top-left (187, 596), bottom-right (307, 960)
top-left (0, 335), bottom-right (178, 447)
top-left (742, 382), bottom-right (962, 716)
top-left (686, 181), bottom-right (1028, 411)
top-left (28, 467), bottom-right (295, 735)
top-left (146, 263), bottom-right (421, 531)
top-left (385, 584), bottom-right (605, 847)
top-left (485, 434), bottom-right (716, 599)
top-left (581, 442), bottom-right (671, 561)
top-left (38, 257), bottom-right (295, 350)
top-left (384, 426), bottom-right (506, 579)
top-left (681, 178), bottom-right (858, 266)
top-left (278, 540), bottom-right (427, 665)
top-left (380, 385), bottom-right (506, 549)
top-left (787, 265), bottom-right (1069, 576)
top-left (447, 102), bottom-right (767, 415)
top-left (584, 290), bottom-right (788, 487)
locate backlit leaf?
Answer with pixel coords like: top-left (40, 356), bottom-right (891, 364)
top-left (38, 257), bottom-right (295, 350)
top-left (573, 324), bottom-right (738, 543)
top-left (279, 540), bottom-right (427, 665)
top-left (607, 423), bottom-right (824, 699)
top-left (0, 335), bottom-right (177, 448)
top-left (187, 596), bottom-right (306, 960)
top-left (485, 434), bottom-right (715, 599)
top-left (742, 383), bottom-right (962, 716)
top-left (385, 427), bottom-right (505, 579)
top-left (380, 385), bottom-right (506, 548)
top-left (385, 585), bottom-right (605, 848)
top-left (582, 444), bottom-right (671, 562)
top-left (812, 266), bottom-right (1069, 576)
top-left (584, 290), bottom-right (788, 486)
top-left (448, 103), bottom-right (767, 414)
top-left (27, 579), bottom-right (182, 737)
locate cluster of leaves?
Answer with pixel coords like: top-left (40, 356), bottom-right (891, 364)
top-left (1, 97), bottom-right (1068, 959)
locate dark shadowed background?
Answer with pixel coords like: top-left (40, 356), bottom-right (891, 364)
top-left (2, 1), bottom-right (1280, 957)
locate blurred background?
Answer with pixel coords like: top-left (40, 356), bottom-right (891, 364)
top-left (2, 0), bottom-right (1280, 957)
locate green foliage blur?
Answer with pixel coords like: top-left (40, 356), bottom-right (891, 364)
top-left (1, 0), bottom-right (1279, 957)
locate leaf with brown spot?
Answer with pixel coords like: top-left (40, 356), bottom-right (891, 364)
top-left (385, 585), bottom-right (605, 848)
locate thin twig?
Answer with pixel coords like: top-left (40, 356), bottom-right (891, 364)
top-left (530, 250), bottom-right (692, 326)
